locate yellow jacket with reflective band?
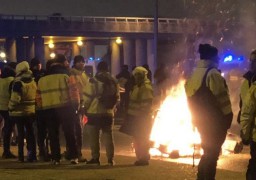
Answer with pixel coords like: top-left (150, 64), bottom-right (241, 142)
top-left (240, 82), bottom-right (256, 142)
top-left (0, 77), bottom-right (14, 110)
top-left (239, 71), bottom-right (256, 109)
top-left (185, 60), bottom-right (232, 116)
top-left (70, 68), bottom-right (88, 104)
top-left (9, 79), bottom-right (37, 116)
top-left (240, 79), bottom-right (250, 106)
top-left (36, 74), bottom-right (80, 110)
top-left (83, 72), bottom-right (120, 117)
top-left (127, 79), bottom-right (153, 117)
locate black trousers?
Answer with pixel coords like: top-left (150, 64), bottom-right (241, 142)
top-left (74, 113), bottom-right (83, 156)
top-left (246, 141), bottom-right (256, 180)
top-left (197, 126), bottom-right (227, 180)
top-left (0, 110), bottom-right (15, 153)
top-left (43, 106), bottom-right (78, 161)
top-left (12, 116), bottom-right (36, 160)
top-left (36, 110), bottom-right (49, 156)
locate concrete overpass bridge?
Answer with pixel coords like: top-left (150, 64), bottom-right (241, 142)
top-left (0, 14), bottom-right (201, 75)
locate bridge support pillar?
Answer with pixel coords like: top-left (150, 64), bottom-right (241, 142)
top-left (34, 36), bottom-right (45, 66)
top-left (123, 39), bottom-right (136, 71)
top-left (72, 42), bottom-right (81, 58)
top-left (16, 37), bottom-right (27, 63)
top-left (26, 37), bottom-right (34, 61)
top-left (86, 41), bottom-right (95, 59)
top-left (147, 39), bottom-right (155, 82)
top-left (135, 39), bottom-right (147, 66)
top-left (110, 40), bottom-right (120, 76)
top-left (5, 37), bottom-right (16, 62)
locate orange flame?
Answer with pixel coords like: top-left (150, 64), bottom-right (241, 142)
top-left (150, 80), bottom-right (201, 156)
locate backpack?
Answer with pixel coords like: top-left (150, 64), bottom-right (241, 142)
top-left (96, 74), bottom-right (118, 109)
top-left (187, 68), bottom-right (224, 130)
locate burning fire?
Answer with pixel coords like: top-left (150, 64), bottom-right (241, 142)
top-left (150, 80), bottom-right (201, 157)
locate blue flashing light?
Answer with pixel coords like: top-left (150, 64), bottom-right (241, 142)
top-left (237, 56), bottom-right (244, 61)
top-left (96, 58), bottom-right (101, 61)
top-left (89, 57), bottom-right (94, 61)
top-left (224, 55), bottom-right (233, 62)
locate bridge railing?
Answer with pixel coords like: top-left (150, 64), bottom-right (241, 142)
top-left (0, 14), bottom-right (200, 34)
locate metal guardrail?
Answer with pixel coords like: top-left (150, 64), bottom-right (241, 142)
top-left (0, 14), bottom-right (185, 24)
top-left (0, 14), bottom-right (200, 35)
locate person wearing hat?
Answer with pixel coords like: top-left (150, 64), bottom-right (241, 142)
top-left (69, 55), bottom-right (88, 162)
top-left (0, 66), bottom-right (16, 159)
top-left (30, 57), bottom-right (45, 84)
top-left (29, 57), bottom-right (50, 161)
top-left (8, 61), bottom-right (37, 162)
top-left (83, 61), bottom-right (119, 166)
top-left (36, 54), bottom-right (79, 165)
top-left (120, 66), bottom-right (153, 166)
top-left (239, 50), bottom-right (256, 180)
top-left (185, 44), bottom-right (233, 180)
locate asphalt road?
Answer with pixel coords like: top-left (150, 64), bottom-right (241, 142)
top-left (0, 124), bottom-right (248, 179)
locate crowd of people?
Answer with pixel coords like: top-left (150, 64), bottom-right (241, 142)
top-left (0, 54), bottom-right (165, 167)
top-left (0, 55), bottom-right (117, 165)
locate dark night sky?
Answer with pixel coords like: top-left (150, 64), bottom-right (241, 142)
top-left (0, 0), bottom-right (185, 18)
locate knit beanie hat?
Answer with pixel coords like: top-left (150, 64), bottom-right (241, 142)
top-left (198, 44), bottom-right (218, 60)
top-left (54, 54), bottom-right (67, 64)
top-left (97, 61), bottom-right (108, 72)
top-left (74, 55), bottom-right (85, 64)
top-left (30, 58), bottom-right (41, 68)
top-left (16, 61), bottom-right (30, 76)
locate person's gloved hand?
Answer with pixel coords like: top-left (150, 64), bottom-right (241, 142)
top-left (240, 130), bottom-right (251, 145)
top-left (242, 139), bottom-right (250, 146)
top-left (78, 106), bottom-right (86, 115)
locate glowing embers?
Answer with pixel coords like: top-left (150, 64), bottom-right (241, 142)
top-left (150, 80), bottom-right (202, 158)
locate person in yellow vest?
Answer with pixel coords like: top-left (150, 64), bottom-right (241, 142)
top-left (83, 61), bottom-right (120, 166)
top-left (36, 54), bottom-right (80, 165)
top-left (69, 55), bottom-right (88, 162)
top-left (120, 66), bottom-right (153, 166)
top-left (238, 50), bottom-right (256, 123)
top-left (239, 50), bottom-right (256, 180)
top-left (0, 66), bottom-right (16, 159)
top-left (185, 44), bottom-right (233, 180)
top-left (9, 61), bottom-right (37, 162)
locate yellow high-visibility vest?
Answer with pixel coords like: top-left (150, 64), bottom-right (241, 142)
top-left (0, 77), bottom-right (14, 110)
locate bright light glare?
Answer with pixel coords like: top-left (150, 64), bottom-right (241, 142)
top-left (48, 43), bottom-right (54, 49)
top-left (0, 52), bottom-right (6, 58)
top-left (116, 37), bottom-right (122, 44)
top-left (50, 52), bottom-right (56, 58)
top-left (77, 40), bottom-right (83, 46)
top-left (224, 55), bottom-right (233, 62)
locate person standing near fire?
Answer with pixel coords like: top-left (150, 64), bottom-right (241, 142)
top-left (36, 54), bottom-right (79, 165)
top-left (83, 61), bottom-right (119, 166)
top-left (0, 66), bottom-right (16, 159)
top-left (120, 66), bottom-right (153, 166)
top-left (185, 44), bottom-right (233, 180)
top-left (9, 61), bottom-right (37, 162)
top-left (69, 55), bottom-right (88, 162)
top-left (239, 50), bottom-right (256, 180)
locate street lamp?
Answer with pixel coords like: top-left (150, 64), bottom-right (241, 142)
top-left (0, 52), bottom-right (6, 58)
top-left (116, 37), bottom-right (122, 44)
top-left (77, 40), bottom-right (83, 46)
